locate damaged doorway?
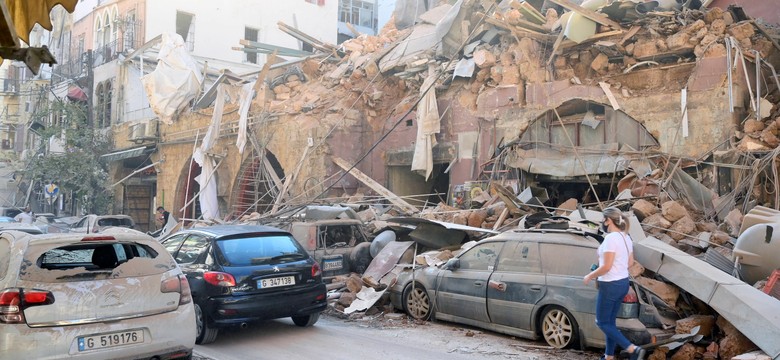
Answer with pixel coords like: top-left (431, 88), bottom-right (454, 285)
top-left (512, 100), bottom-right (659, 206)
top-left (229, 150), bottom-right (285, 219)
top-left (386, 147), bottom-right (453, 207)
top-left (175, 159), bottom-right (202, 222)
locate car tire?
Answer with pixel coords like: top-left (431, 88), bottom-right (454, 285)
top-left (402, 283), bottom-right (432, 321)
top-left (195, 303), bottom-right (219, 345)
top-left (540, 306), bottom-right (580, 349)
top-left (292, 312), bottom-right (320, 327)
top-left (350, 242), bottom-right (372, 274)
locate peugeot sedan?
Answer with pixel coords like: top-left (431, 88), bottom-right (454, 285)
top-left (0, 229), bottom-right (195, 359)
top-left (390, 227), bottom-right (661, 350)
top-left (160, 225), bottom-right (327, 344)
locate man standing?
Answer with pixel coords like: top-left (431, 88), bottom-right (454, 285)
top-left (14, 206), bottom-right (34, 224)
top-left (156, 206), bottom-right (170, 225)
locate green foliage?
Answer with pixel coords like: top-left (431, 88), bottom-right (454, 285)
top-left (27, 100), bottom-right (113, 214)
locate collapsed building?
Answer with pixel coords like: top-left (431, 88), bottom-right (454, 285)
top-left (96, 0), bottom-right (780, 358)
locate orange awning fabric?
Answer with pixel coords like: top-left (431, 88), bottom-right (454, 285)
top-left (4, 0), bottom-right (77, 46)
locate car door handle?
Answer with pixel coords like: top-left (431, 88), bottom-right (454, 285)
top-left (530, 285), bottom-right (543, 291)
top-left (474, 281), bottom-right (484, 287)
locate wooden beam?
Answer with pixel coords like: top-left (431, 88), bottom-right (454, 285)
top-left (547, 0), bottom-right (623, 30)
top-left (547, 30), bottom-right (566, 66)
top-left (331, 156), bottom-right (418, 214)
top-left (482, 14), bottom-right (557, 42)
top-left (559, 29), bottom-right (623, 50)
top-left (619, 25), bottom-right (641, 46)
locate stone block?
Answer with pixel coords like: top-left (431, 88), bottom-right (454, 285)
top-left (346, 274), bottom-right (363, 293)
top-left (555, 198), bottom-right (578, 215)
top-left (501, 66), bottom-right (521, 85)
top-left (724, 208), bottom-right (743, 237)
top-left (667, 32), bottom-right (692, 50)
top-left (591, 53), bottom-right (609, 72)
top-left (669, 215), bottom-right (696, 240)
top-left (704, 7), bottom-right (724, 24)
top-left (629, 260), bottom-right (645, 278)
top-left (338, 291), bottom-right (356, 307)
top-left (696, 222), bottom-right (718, 233)
top-left (634, 276), bottom-right (680, 306)
top-left (643, 213), bottom-right (673, 234)
top-left (727, 22), bottom-right (756, 41)
top-left (710, 230), bottom-right (731, 246)
top-left (670, 343), bottom-right (699, 360)
top-left (468, 210), bottom-right (488, 228)
top-left (633, 41), bottom-right (658, 59)
top-left (474, 49), bottom-right (497, 69)
top-left (661, 201), bottom-right (688, 222)
top-left (632, 199), bottom-right (659, 221)
top-left (490, 65), bottom-right (503, 83)
top-left (709, 19), bottom-right (726, 35)
top-left (686, 19), bottom-right (706, 34)
top-left (676, 314), bottom-right (716, 336)
top-left (717, 316), bottom-right (758, 360)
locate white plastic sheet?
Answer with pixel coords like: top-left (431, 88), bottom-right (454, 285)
top-left (193, 84), bottom-right (225, 221)
top-left (141, 32), bottom-right (203, 124)
top-left (236, 81), bottom-right (256, 154)
top-left (411, 67), bottom-right (440, 180)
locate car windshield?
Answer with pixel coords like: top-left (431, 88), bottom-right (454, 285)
top-left (0, 216), bottom-right (15, 223)
top-left (21, 242), bottom-right (165, 282)
top-left (215, 235), bottom-right (307, 266)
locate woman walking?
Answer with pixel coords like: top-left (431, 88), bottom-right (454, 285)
top-left (584, 207), bottom-right (646, 360)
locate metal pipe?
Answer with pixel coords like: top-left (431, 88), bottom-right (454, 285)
top-left (726, 37), bottom-right (733, 112)
top-left (755, 50), bottom-right (761, 121)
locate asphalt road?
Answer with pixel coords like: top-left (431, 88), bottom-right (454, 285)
top-left (193, 312), bottom-right (601, 360)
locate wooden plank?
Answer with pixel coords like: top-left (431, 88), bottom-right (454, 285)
top-left (331, 156), bottom-right (419, 214)
top-left (514, 17), bottom-right (550, 33)
top-left (547, 30), bottom-right (566, 66)
top-left (510, 0), bottom-right (546, 24)
top-left (547, 0), bottom-right (623, 30)
top-left (598, 81), bottom-right (621, 110)
top-left (619, 25), bottom-right (641, 46)
top-left (559, 29), bottom-right (623, 50)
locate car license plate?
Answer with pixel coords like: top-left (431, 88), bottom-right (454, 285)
top-left (78, 330), bottom-right (143, 351)
top-left (322, 259), bottom-right (343, 271)
top-left (258, 276), bottom-right (295, 289)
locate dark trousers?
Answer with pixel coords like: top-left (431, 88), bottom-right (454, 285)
top-left (596, 277), bottom-right (632, 355)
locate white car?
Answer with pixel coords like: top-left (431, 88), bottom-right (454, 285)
top-left (0, 229), bottom-right (195, 359)
top-left (69, 214), bottom-right (136, 234)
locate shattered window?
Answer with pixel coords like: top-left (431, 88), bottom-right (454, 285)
top-left (175, 234), bottom-right (209, 263)
top-left (497, 242), bottom-right (541, 273)
top-left (21, 242), bottom-right (162, 282)
top-left (540, 243), bottom-right (596, 277)
top-left (458, 242), bottom-right (504, 271)
top-left (319, 225), bottom-right (356, 248)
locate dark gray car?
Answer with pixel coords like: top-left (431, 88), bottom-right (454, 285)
top-left (389, 228), bottom-right (662, 349)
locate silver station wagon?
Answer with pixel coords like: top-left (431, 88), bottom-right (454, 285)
top-left (390, 227), bottom-right (662, 349)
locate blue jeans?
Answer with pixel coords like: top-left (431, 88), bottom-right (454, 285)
top-left (596, 277), bottom-right (632, 356)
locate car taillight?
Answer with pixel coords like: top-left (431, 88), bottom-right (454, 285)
top-left (203, 272), bottom-right (236, 287)
top-left (311, 262), bottom-right (322, 278)
top-left (0, 288), bottom-right (54, 324)
top-left (623, 287), bottom-right (638, 303)
top-left (161, 275), bottom-right (192, 305)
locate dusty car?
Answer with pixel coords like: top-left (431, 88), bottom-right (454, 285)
top-left (0, 229), bottom-right (195, 359)
top-left (69, 214), bottom-right (136, 233)
top-left (390, 227), bottom-right (667, 350)
top-left (160, 225), bottom-right (327, 344)
top-left (278, 206), bottom-right (373, 279)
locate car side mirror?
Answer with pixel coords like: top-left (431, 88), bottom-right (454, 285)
top-left (443, 258), bottom-right (460, 271)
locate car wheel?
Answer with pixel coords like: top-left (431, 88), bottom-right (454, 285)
top-left (194, 303), bottom-right (219, 345)
top-left (291, 312), bottom-right (320, 327)
top-left (350, 242), bottom-right (372, 274)
top-left (403, 283), bottom-right (432, 320)
top-left (540, 306), bottom-right (579, 349)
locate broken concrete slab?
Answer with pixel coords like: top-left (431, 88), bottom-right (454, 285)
top-left (634, 236), bottom-right (780, 359)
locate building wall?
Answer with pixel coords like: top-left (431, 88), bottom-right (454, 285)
top-left (71, 0), bottom-right (147, 55)
top-left (144, 0), bottom-right (338, 65)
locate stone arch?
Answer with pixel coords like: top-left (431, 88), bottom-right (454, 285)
top-left (174, 158), bottom-right (202, 222)
top-left (511, 99), bottom-right (660, 205)
top-left (228, 149), bottom-right (285, 220)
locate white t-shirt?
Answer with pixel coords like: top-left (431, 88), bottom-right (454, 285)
top-left (597, 231), bottom-right (633, 282)
top-left (14, 211), bottom-right (34, 224)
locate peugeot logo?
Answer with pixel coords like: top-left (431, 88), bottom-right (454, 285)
top-left (273, 266), bottom-right (280, 273)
